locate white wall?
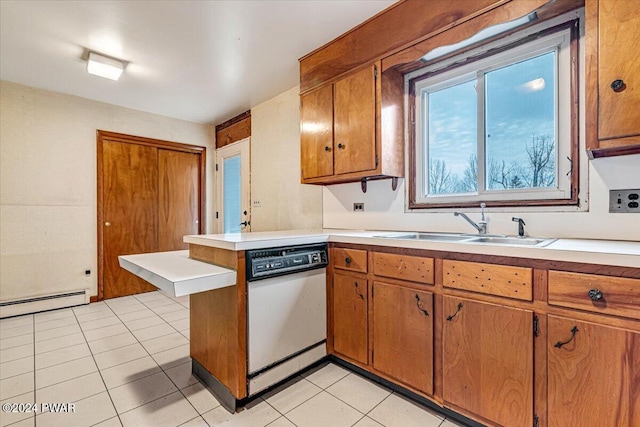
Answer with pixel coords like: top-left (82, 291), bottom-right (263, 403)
top-left (250, 86), bottom-right (323, 231)
top-left (323, 154), bottom-right (640, 241)
top-left (0, 80), bottom-right (215, 301)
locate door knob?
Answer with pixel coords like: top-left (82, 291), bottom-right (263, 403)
top-left (610, 79), bottom-right (626, 92)
top-left (104, 222), bottom-right (111, 227)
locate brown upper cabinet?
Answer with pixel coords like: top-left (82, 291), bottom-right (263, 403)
top-left (586, 0), bottom-right (640, 157)
top-left (300, 63), bottom-right (404, 185)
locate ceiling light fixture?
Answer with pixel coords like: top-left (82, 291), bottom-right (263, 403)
top-left (87, 51), bottom-right (124, 81)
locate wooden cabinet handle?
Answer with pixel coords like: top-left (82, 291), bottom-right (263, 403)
top-left (353, 281), bottom-right (364, 300)
top-left (554, 326), bottom-right (579, 348)
top-left (415, 294), bottom-right (429, 316)
top-left (588, 288), bottom-right (603, 301)
top-left (610, 79), bottom-right (626, 93)
top-left (337, 143), bottom-right (346, 149)
top-left (446, 302), bottom-right (463, 321)
top-left (324, 146), bottom-right (331, 152)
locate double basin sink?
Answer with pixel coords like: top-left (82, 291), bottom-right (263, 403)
top-left (375, 232), bottom-right (556, 247)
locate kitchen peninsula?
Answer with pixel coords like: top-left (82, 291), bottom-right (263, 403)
top-left (122, 229), bottom-right (640, 426)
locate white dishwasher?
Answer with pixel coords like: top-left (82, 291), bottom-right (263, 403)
top-left (245, 243), bottom-right (328, 395)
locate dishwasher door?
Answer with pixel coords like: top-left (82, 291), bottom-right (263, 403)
top-left (247, 268), bottom-right (326, 374)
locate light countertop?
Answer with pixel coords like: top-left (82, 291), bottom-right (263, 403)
top-left (119, 250), bottom-right (237, 297)
top-left (184, 230), bottom-right (640, 268)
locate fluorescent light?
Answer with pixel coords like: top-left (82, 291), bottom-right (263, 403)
top-left (87, 51), bottom-right (124, 80)
top-left (422, 12), bottom-right (538, 63)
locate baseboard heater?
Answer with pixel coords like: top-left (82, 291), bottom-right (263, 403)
top-left (0, 289), bottom-right (90, 319)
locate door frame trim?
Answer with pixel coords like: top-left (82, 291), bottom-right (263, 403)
top-left (96, 130), bottom-right (207, 301)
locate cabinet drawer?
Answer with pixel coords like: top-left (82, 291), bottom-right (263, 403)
top-left (443, 260), bottom-right (532, 301)
top-left (548, 271), bottom-right (640, 320)
top-left (331, 248), bottom-right (367, 273)
top-left (373, 252), bottom-right (434, 284)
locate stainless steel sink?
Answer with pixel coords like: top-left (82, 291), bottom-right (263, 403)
top-left (374, 232), bottom-right (556, 247)
top-left (466, 236), bottom-right (556, 247)
top-left (375, 233), bottom-right (474, 242)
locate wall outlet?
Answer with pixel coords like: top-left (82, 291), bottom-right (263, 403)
top-left (353, 203), bottom-right (364, 212)
top-left (609, 189), bottom-right (640, 213)
top-left (85, 269), bottom-right (91, 276)
top-left (253, 200), bottom-right (261, 208)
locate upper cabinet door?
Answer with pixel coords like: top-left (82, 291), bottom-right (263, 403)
top-left (333, 65), bottom-right (377, 175)
top-left (597, 0), bottom-right (640, 141)
top-left (301, 85), bottom-right (334, 179)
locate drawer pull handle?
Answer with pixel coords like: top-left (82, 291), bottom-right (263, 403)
top-left (446, 302), bottom-right (463, 321)
top-left (345, 257), bottom-right (351, 265)
top-left (588, 288), bottom-right (603, 301)
top-left (554, 326), bottom-right (579, 349)
top-left (415, 294), bottom-right (429, 316)
top-left (354, 282), bottom-right (364, 300)
top-left (324, 146), bottom-right (331, 152)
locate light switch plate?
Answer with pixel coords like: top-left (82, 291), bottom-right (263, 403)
top-left (609, 189), bottom-right (640, 213)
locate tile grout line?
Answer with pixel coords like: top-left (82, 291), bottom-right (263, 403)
top-left (102, 293), bottom-right (205, 421)
top-left (262, 377), bottom-right (323, 420)
top-left (130, 293), bottom-right (206, 419)
top-left (69, 302), bottom-right (125, 427)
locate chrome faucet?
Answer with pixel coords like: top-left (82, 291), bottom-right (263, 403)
top-left (454, 203), bottom-right (488, 234)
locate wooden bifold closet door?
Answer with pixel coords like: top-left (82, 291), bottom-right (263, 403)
top-left (98, 131), bottom-right (205, 300)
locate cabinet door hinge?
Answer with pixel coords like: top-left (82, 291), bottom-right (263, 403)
top-left (374, 65), bottom-right (378, 80)
top-left (215, 163), bottom-right (219, 172)
top-left (533, 414), bottom-right (539, 427)
top-left (533, 315), bottom-right (539, 337)
top-left (215, 211), bottom-right (219, 219)
top-left (375, 155), bottom-right (379, 167)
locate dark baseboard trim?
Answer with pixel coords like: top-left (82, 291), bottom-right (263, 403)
top-left (192, 359), bottom-right (238, 413)
top-left (330, 356), bottom-right (484, 427)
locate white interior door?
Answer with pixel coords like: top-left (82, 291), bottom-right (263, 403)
top-left (215, 138), bottom-right (251, 233)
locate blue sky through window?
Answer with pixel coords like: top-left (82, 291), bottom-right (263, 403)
top-left (425, 51), bottom-right (556, 194)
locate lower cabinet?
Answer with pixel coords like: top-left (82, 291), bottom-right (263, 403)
top-left (333, 272), bottom-right (368, 364)
top-left (330, 246), bottom-right (640, 427)
top-left (548, 315), bottom-right (640, 427)
top-left (372, 281), bottom-right (433, 395)
top-left (442, 296), bottom-right (534, 427)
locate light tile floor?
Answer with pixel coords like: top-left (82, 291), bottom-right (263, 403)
top-left (1, 291), bottom-right (468, 427)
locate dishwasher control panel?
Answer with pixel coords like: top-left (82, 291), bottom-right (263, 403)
top-left (246, 243), bottom-right (328, 281)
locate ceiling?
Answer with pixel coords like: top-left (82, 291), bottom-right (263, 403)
top-left (0, 0), bottom-right (395, 124)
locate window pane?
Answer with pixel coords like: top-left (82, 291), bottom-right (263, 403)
top-left (485, 52), bottom-right (556, 191)
top-left (223, 155), bottom-right (241, 233)
top-left (425, 79), bottom-right (478, 195)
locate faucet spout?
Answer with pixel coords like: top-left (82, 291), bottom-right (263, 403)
top-left (454, 212), bottom-right (483, 233)
top-left (454, 203), bottom-right (488, 234)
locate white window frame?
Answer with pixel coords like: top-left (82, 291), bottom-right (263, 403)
top-left (411, 25), bottom-right (574, 206)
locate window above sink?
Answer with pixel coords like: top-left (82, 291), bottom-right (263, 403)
top-left (407, 14), bottom-right (581, 209)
